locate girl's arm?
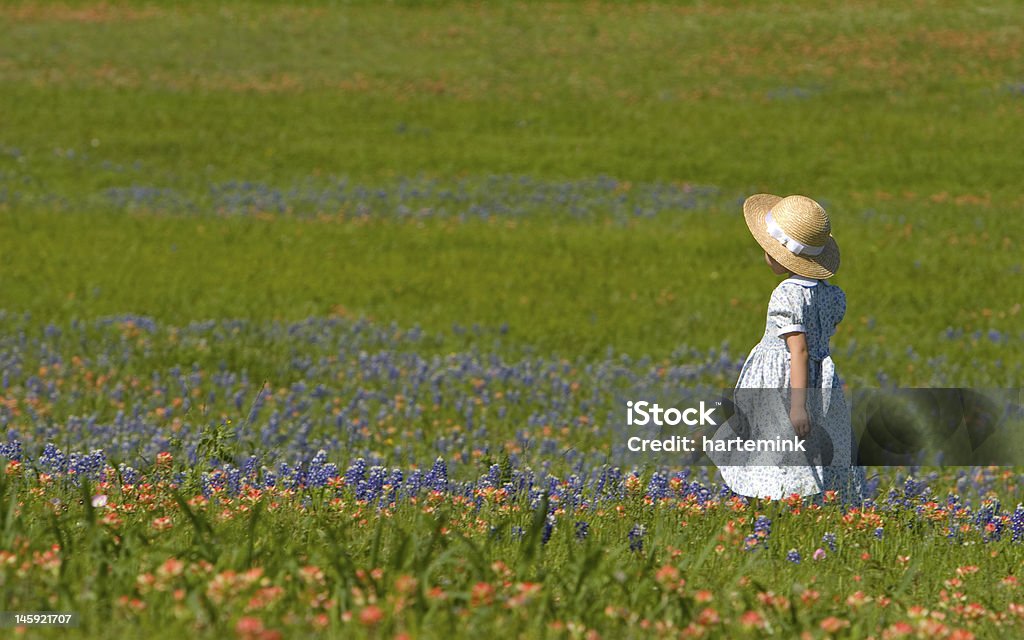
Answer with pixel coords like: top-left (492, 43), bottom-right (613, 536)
top-left (784, 332), bottom-right (810, 437)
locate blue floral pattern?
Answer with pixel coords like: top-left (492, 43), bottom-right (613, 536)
top-left (718, 276), bottom-right (865, 501)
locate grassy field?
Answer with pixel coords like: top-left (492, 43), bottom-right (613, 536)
top-left (2, 0), bottom-right (1024, 637)
top-left (1, 1), bottom-right (1023, 383)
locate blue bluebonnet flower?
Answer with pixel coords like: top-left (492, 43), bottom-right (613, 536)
top-left (39, 443), bottom-right (67, 473)
top-left (425, 457), bottom-right (448, 492)
top-left (226, 465), bottom-right (242, 495)
top-left (754, 516), bottom-right (772, 540)
top-left (1011, 505), bottom-right (1024, 543)
top-left (118, 464), bottom-right (139, 485)
top-left (200, 472), bottom-right (215, 498)
top-left (541, 514), bottom-right (556, 545)
top-left (345, 458), bottom-right (366, 488)
top-left (307, 450), bottom-right (338, 488)
top-left (242, 455), bottom-right (259, 480)
top-left (484, 464), bottom-right (501, 488)
top-left (575, 521), bottom-right (590, 541)
top-left (0, 440), bottom-right (22, 461)
top-left (262, 468), bottom-right (277, 488)
top-left (975, 499), bottom-right (1004, 542)
top-left (822, 532), bottom-right (837, 552)
top-left (628, 524), bottom-right (646, 552)
top-left (904, 477), bottom-right (926, 499)
top-left (405, 469), bottom-right (423, 496)
top-left (646, 472), bottom-right (669, 501)
top-left (744, 515), bottom-right (773, 551)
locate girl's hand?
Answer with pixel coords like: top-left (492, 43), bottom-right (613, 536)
top-left (790, 407), bottom-right (810, 438)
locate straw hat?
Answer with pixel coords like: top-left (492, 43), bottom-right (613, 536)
top-left (743, 194), bottom-right (840, 279)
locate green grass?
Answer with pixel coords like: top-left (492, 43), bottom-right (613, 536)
top-left (1, 1), bottom-right (1022, 386)
top-left (0, 204), bottom-right (1020, 384)
top-left (1, 0), bottom-right (1023, 192)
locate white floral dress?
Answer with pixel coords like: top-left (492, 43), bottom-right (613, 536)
top-left (716, 275), bottom-right (865, 501)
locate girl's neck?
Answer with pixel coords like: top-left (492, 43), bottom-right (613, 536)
top-left (785, 273), bottom-right (823, 283)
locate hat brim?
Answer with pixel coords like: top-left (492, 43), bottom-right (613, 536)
top-left (743, 193), bottom-right (840, 279)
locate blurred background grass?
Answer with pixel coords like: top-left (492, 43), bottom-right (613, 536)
top-left (0, 0), bottom-right (1022, 384)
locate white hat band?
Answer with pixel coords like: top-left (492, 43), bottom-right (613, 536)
top-left (765, 212), bottom-right (825, 256)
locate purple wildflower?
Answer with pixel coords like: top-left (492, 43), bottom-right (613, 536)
top-left (628, 524), bottom-right (646, 552)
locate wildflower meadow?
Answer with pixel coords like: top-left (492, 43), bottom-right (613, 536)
top-left (2, 1), bottom-right (1024, 638)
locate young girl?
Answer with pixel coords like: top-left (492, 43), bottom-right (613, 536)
top-left (716, 194), bottom-right (865, 503)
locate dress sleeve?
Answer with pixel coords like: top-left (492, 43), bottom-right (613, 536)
top-left (835, 287), bottom-right (847, 326)
top-left (768, 284), bottom-right (806, 337)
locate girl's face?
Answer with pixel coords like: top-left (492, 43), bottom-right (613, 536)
top-left (764, 251), bottom-right (790, 275)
